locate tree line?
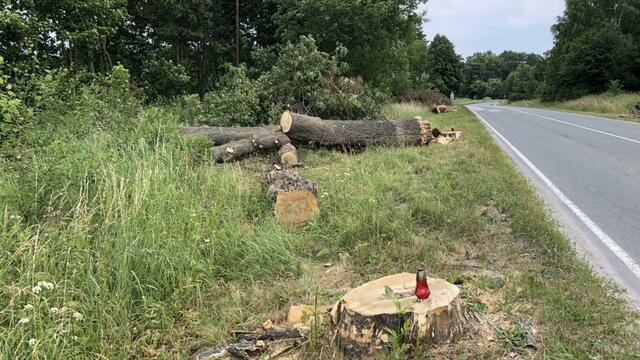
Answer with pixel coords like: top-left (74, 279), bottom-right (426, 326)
top-left (1, 0), bottom-right (638, 107)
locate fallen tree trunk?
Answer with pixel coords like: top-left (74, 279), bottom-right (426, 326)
top-left (181, 125), bottom-right (281, 145)
top-left (213, 133), bottom-right (291, 163)
top-left (278, 143), bottom-right (300, 167)
top-left (266, 170), bottom-right (319, 225)
top-left (332, 273), bottom-right (470, 357)
top-left (280, 111), bottom-right (435, 146)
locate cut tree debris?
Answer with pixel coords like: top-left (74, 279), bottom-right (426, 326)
top-left (196, 327), bottom-right (304, 360)
top-left (266, 170), bottom-right (319, 225)
top-left (331, 273), bottom-right (471, 357)
top-left (212, 133), bottom-right (291, 163)
top-left (180, 111), bottom-right (464, 163)
top-left (277, 143), bottom-right (300, 167)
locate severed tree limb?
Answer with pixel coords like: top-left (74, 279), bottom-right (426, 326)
top-left (181, 125), bottom-right (282, 145)
top-left (212, 133), bottom-right (291, 163)
top-left (278, 143), bottom-right (300, 167)
top-left (280, 111), bottom-right (436, 146)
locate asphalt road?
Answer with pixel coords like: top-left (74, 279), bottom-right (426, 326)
top-left (468, 103), bottom-right (640, 307)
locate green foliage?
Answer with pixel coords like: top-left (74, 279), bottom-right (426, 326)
top-left (141, 57), bottom-right (190, 100)
top-left (425, 34), bottom-right (463, 95)
top-left (202, 65), bottom-right (261, 126)
top-left (503, 65), bottom-right (539, 101)
top-left (257, 36), bottom-right (383, 121)
top-left (607, 80), bottom-right (624, 96)
top-left (541, 0), bottom-right (640, 101)
top-left (496, 325), bottom-right (527, 349)
top-left (274, 0), bottom-right (426, 95)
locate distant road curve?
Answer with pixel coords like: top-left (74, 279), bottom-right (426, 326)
top-left (468, 103), bottom-right (640, 307)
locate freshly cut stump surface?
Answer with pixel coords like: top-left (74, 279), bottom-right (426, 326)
top-left (266, 170), bottom-right (319, 225)
top-left (332, 273), bottom-right (470, 357)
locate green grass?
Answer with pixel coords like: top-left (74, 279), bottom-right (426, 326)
top-left (510, 92), bottom-right (640, 121)
top-left (1, 95), bottom-right (639, 359)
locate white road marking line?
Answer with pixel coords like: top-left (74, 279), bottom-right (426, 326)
top-left (506, 107), bottom-right (640, 145)
top-left (468, 106), bottom-right (640, 280)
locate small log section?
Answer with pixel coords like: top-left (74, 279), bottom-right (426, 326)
top-left (331, 273), bottom-right (470, 357)
top-left (280, 111), bottom-right (435, 146)
top-left (213, 133), bottom-right (291, 163)
top-left (278, 143), bottom-right (300, 167)
top-left (266, 170), bottom-right (319, 225)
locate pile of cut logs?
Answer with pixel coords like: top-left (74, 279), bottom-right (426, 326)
top-left (181, 111), bottom-right (462, 225)
top-left (182, 111), bottom-right (441, 164)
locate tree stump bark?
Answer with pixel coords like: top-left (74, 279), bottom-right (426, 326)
top-left (278, 144), bottom-right (300, 167)
top-left (331, 273), bottom-right (470, 357)
top-left (280, 111), bottom-right (435, 146)
top-left (266, 170), bottom-right (319, 225)
top-left (212, 133), bottom-right (291, 163)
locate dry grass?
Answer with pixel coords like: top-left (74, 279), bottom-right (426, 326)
top-left (510, 93), bottom-right (640, 121)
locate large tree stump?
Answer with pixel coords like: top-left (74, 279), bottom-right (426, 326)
top-left (331, 273), bottom-right (470, 357)
top-left (279, 111), bottom-right (435, 146)
top-left (181, 125), bottom-right (282, 144)
top-left (266, 170), bottom-right (319, 225)
top-left (212, 133), bottom-right (291, 163)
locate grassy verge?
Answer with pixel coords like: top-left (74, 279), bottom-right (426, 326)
top-left (1, 98), bottom-right (638, 359)
top-left (509, 93), bottom-right (640, 121)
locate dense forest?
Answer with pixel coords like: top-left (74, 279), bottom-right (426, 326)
top-left (2, 0), bottom-right (639, 124)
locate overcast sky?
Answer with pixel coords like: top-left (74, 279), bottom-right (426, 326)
top-left (420, 0), bottom-right (566, 58)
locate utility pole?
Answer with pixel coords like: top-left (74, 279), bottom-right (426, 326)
top-left (235, 0), bottom-right (240, 65)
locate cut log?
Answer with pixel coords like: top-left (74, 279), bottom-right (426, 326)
top-left (432, 129), bottom-right (465, 145)
top-left (212, 133), bottom-right (291, 163)
top-left (278, 143), bottom-right (300, 167)
top-left (332, 273), bottom-right (470, 357)
top-left (181, 125), bottom-right (282, 145)
top-left (266, 170), bottom-right (319, 225)
top-left (280, 111), bottom-right (435, 146)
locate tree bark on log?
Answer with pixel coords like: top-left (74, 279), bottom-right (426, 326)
top-left (181, 125), bottom-right (282, 145)
top-left (278, 144), bottom-right (300, 167)
top-left (266, 170), bottom-right (319, 225)
top-left (280, 111), bottom-right (435, 146)
top-left (212, 133), bottom-right (291, 163)
top-left (331, 273), bottom-right (471, 357)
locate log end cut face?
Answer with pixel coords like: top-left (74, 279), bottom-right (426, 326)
top-left (274, 191), bottom-right (319, 225)
top-left (332, 273), bottom-right (469, 357)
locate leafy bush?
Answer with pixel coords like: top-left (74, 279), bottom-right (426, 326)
top-left (257, 36), bottom-right (383, 121)
top-left (607, 80), bottom-right (624, 96)
top-left (141, 57), bottom-right (191, 100)
top-left (201, 65), bottom-right (261, 126)
top-left (398, 89), bottom-right (451, 106)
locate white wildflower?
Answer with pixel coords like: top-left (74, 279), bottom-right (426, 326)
top-left (23, 304), bottom-right (34, 311)
top-left (37, 281), bottom-right (54, 290)
top-left (28, 338), bottom-right (36, 347)
top-left (18, 317), bottom-right (30, 325)
top-left (31, 285), bottom-right (42, 294)
top-left (204, 239), bottom-right (211, 243)
top-left (50, 307), bottom-right (59, 315)
top-left (72, 312), bottom-right (84, 321)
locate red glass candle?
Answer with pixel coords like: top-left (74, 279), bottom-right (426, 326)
top-left (415, 268), bottom-right (431, 300)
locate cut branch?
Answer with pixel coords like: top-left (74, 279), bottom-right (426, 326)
top-left (280, 111), bottom-right (436, 146)
top-left (212, 133), bottom-right (291, 163)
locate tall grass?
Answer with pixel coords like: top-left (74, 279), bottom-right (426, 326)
top-left (1, 88), bottom-right (638, 358)
top-left (510, 92), bottom-right (640, 119)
